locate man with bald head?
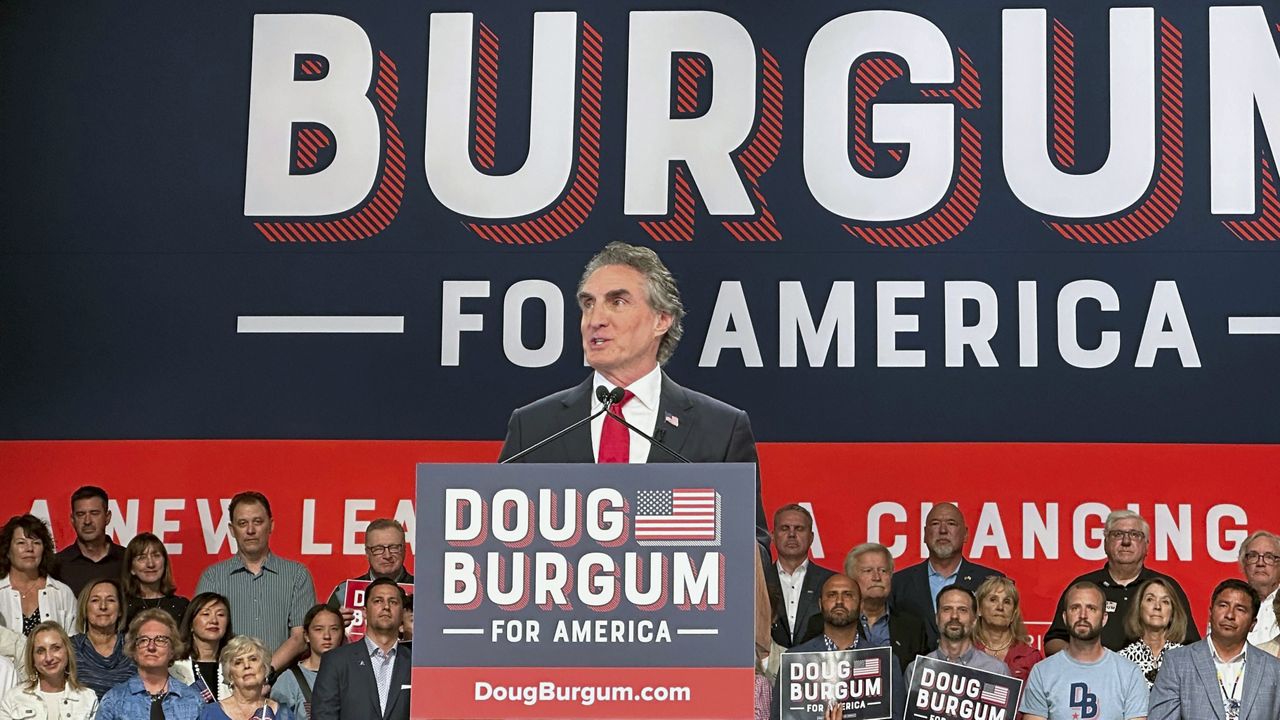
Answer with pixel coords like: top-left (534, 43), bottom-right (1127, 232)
top-left (784, 574), bottom-right (906, 720)
top-left (890, 503), bottom-right (1004, 646)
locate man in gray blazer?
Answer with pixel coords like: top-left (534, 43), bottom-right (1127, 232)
top-left (313, 577), bottom-right (411, 720)
top-left (1150, 579), bottom-right (1280, 720)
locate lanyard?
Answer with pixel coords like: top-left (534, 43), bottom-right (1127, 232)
top-left (1216, 655), bottom-right (1245, 720)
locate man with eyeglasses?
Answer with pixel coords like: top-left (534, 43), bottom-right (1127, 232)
top-left (326, 519), bottom-right (415, 628)
top-left (1237, 530), bottom-right (1280, 644)
top-left (1044, 509), bottom-right (1199, 654)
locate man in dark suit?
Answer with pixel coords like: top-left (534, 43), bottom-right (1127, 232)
top-left (761, 504), bottom-right (835, 647)
top-left (1150, 579), bottom-right (1280, 720)
top-left (313, 577), bottom-right (411, 720)
top-left (890, 502), bottom-right (1004, 647)
top-left (498, 242), bottom-right (768, 545)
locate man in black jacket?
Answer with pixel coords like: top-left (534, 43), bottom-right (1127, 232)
top-left (890, 503), bottom-right (1004, 646)
top-left (762, 504), bottom-right (835, 647)
top-left (498, 242), bottom-right (768, 547)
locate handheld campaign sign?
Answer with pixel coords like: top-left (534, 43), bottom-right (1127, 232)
top-left (414, 463), bottom-right (756, 719)
top-left (906, 657), bottom-right (1023, 720)
top-left (779, 646), bottom-right (895, 720)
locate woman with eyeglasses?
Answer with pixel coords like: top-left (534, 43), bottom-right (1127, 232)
top-left (71, 578), bottom-right (137, 698)
top-left (97, 608), bottom-right (204, 720)
top-left (972, 576), bottom-right (1043, 682)
top-left (1117, 577), bottom-right (1189, 687)
top-left (123, 533), bottom-right (191, 625)
top-left (0, 621), bottom-right (98, 719)
top-left (0, 515), bottom-right (77, 637)
top-left (171, 593), bottom-right (235, 703)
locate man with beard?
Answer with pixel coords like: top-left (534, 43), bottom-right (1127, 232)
top-left (890, 503), bottom-right (1004, 646)
top-left (1044, 510), bottom-right (1198, 654)
top-left (313, 578), bottom-right (411, 720)
top-left (827, 542), bottom-right (928, 672)
top-left (1022, 582), bottom-right (1148, 720)
top-left (904, 585), bottom-right (1009, 680)
top-left (1149, 579), bottom-right (1280, 720)
top-left (765, 504), bottom-right (835, 648)
top-left (783, 575), bottom-right (906, 720)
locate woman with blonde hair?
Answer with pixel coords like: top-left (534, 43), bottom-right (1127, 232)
top-left (1117, 577), bottom-right (1188, 687)
top-left (972, 576), bottom-right (1043, 681)
top-left (0, 621), bottom-right (97, 719)
top-left (197, 635), bottom-right (294, 720)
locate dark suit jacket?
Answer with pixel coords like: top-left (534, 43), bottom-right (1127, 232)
top-left (764, 561), bottom-right (835, 647)
top-left (889, 558), bottom-right (1004, 646)
top-left (1150, 640), bottom-right (1280, 720)
top-left (799, 605), bottom-right (930, 672)
top-left (498, 373), bottom-right (769, 546)
top-left (312, 638), bottom-right (411, 720)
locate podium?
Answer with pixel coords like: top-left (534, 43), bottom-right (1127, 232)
top-left (412, 462), bottom-right (757, 719)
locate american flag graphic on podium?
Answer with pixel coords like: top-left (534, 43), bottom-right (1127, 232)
top-left (634, 488), bottom-right (720, 546)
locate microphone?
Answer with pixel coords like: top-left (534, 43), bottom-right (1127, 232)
top-left (500, 386), bottom-right (616, 464)
top-left (600, 400), bottom-right (691, 464)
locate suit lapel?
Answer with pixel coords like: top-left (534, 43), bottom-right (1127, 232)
top-left (648, 372), bottom-right (693, 462)
top-left (556, 377), bottom-right (595, 462)
top-left (1195, 644), bottom-right (1228, 720)
top-left (792, 568), bottom-right (823, 644)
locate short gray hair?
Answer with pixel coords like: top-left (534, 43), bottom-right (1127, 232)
top-left (844, 543), bottom-right (894, 576)
top-left (219, 635), bottom-right (270, 682)
top-left (1240, 530), bottom-right (1280, 566)
top-left (1104, 509), bottom-right (1150, 538)
top-left (579, 242), bottom-right (684, 364)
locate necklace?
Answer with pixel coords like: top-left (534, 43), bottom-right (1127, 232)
top-left (12, 577), bottom-right (44, 599)
top-left (982, 632), bottom-right (1013, 652)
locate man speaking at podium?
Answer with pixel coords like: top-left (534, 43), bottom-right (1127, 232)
top-left (498, 241), bottom-right (768, 547)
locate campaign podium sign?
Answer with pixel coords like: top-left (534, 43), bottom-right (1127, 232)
top-left (412, 462), bottom-right (757, 719)
top-left (906, 657), bottom-right (1022, 720)
top-left (779, 646), bottom-right (895, 720)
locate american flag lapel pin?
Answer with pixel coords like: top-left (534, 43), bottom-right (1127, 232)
top-left (665, 412), bottom-right (679, 427)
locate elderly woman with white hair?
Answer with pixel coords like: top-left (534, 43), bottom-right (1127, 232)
top-left (197, 635), bottom-right (295, 720)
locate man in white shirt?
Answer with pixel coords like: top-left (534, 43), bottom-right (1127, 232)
top-left (1238, 531), bottom-right (1280, 645)
top-left (763, 504), bottom-right (834, 647)
top-left (498, 242), bottom-right (768, 546)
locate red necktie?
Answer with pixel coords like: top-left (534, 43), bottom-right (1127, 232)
top-left (597, 390), bottom-right (635, 463)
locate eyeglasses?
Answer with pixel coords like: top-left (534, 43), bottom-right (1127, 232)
top-left (366, 544), bottom-right (404, 557)
top-left (1106, 530), bottom-right (1146, 542)
top-left (134, 635), bottom-right (172, 649)
top-left (1245, 551), bottom-right (1280, 566)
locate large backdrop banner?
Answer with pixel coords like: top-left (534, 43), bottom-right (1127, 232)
top-left (4, 1), bottom-right (1280, 631)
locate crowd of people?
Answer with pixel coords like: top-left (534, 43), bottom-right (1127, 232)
top-left (0, 487), bottom-right (412, 720)
top-left (761, 502), bottom-right (1280, 720)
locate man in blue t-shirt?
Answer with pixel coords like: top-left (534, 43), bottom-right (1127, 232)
top-left (1021, 581), bottom-right (1148, 720)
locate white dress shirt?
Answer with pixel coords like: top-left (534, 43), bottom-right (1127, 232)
top-left (1248, 587), bottom-right (1278, 645)
top-left (590, 366), bottom-right (662, 464)
top-left (1210, 640), bottom-right (1246, 720)
top-left (777, 558), bottom-right (810, 635)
